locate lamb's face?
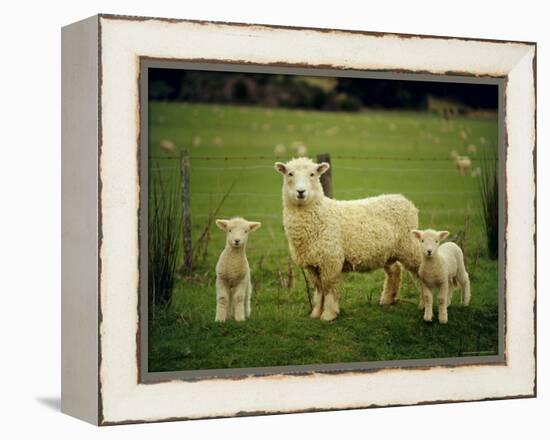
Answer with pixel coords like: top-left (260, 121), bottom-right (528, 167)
top-left (274, 157), bottom-right (330, 206)
top-left (216, 217), bottom-right (261, 248)
top-left (412, 229), bottom-right (450, 258)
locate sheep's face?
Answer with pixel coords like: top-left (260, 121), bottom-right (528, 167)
top-left (412, 229), bottom-right (450, 258)
top-left (216, 217), bottom-right (261, 248)
top-left (274, 157), bottom-right (330, 206)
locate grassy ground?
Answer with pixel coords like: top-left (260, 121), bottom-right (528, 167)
top-left (148, 102), bottom-right (500, 372)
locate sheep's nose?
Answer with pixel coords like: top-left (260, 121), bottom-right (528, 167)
top-left (427, 249), bottom-right (432, 256)
top-left (234, 239), bottom-right (240, 245)
top-left (297, 189), bottom-right (306, 198)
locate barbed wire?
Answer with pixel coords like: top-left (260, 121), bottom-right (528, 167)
top-left (150, 154), bottom-right (497, 161)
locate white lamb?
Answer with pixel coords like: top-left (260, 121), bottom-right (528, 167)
top-left (275, 157), bottom-right (421, 321)
top-left (215, 217), bottom-right (261, 322)
top-left (412, 229), bottom-right (471, 324)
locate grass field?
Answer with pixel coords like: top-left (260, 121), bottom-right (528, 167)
top-left (148, 102), bottom-right (500, 373)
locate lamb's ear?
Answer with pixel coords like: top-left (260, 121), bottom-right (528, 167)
top-left (215, 219), bottom-right (228, 231)
top-left (439, 231), bottom-right (450, 240)
top-left (411, 230), bottom-right (422, 240)
top-left (275, 162), bottom-right (288, 175)
top-left (248, 221), bottom-right (262, 232)
top-left (317, 162), bottom-right (330, 175)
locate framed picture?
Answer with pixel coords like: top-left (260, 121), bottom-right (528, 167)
top-left (61, 14), bottom-right (536, 425)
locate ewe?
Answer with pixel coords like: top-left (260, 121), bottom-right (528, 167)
top-left (215, 217), bottom-right (261, 322)
top-left (412, 229), bottom-right (471, 324)
top-left (275, 157), bottom-right (421, 321)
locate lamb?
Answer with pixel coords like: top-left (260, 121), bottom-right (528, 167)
top-left (214, 217), bottom-right (261, 322)
top-left (275, 157), bottom-right (422, 321)
top-left (412, 229), bottom-right (471, 324)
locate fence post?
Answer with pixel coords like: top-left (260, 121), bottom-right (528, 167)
top-left (180, 149), bottom-right (193, 272)
top-left (316, 153), bottom-right (332, 198)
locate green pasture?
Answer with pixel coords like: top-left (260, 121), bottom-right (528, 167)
top-left (148, 102), bottom-right (500, 372)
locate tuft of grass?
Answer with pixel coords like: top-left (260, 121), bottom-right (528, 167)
top-left (148, 169), bottom-right (182, 308)
top-left (479, 149), bottom-right (499, 259)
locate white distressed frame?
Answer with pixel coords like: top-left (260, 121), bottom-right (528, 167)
top-left (63, 14), bottom-right (536, 425)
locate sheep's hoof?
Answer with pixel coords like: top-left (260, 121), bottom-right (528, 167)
top-left (320, 310), bottom-right (338, 321)
top-left (423, 316), bottom-right (433, 323)
top-left (439, 317), bottom-right (448, 324)
top-left (379, 294), bottom-right (396, 305)
top-left (310, 308), bottom-right (322, 319)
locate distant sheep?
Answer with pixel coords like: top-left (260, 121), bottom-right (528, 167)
top-left (274, 144), bottom-right (286, 157)
top-left (450, 150), bottom-right (472, 176)
top-left (215, 217), bottom-right (261, 322)
top-left (159, 139), bottom-right (175, 153)
top-left (467, 144), bottom-right (477, 154)
top-left (275, 157), bottom-right (421, 321)
top-left (412, 229), bottom-right (471, 324)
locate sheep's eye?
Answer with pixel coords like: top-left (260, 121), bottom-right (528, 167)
top-left (288, 172), bottom-right (293, 177)
top-left (228, 229), bottom-right (232, 233)
top-left (421, 239), bottom-right (424, 243)
top-left (436, 240), bottom-right (439, 243)
top-left (310, 173), bottom-right (315, 177)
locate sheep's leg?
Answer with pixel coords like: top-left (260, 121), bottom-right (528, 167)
top-left (232, 282), bottom-right (247, 322)
top-left (379, 262), bottom-right (402, 305)
top-left (421, 282), bottom-right (433, 322)
top-left (319, 270), bottom-right (341, 321)
top-left (320, 284), bottom-right (339, 322)
top-left (438, 281), bottom-right (449, 324)
top-left (305, 267), bottom-right (323, 319)
top-left (245, 277), bottom-right (252, 318)
top-left (215, 279), bottom-right (230, 322)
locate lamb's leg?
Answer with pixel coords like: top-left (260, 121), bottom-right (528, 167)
top-left (379, 262), bottom-right (402, 305)
top-left (438, 281), bottom-right (449, 324)
top-left (245, 277), bottom-right (252, 318)
top-left (421, 282), bottom-right (433, 322)
top-left (215, 279), bottom-right (230, 322)
top-left (306, 267), bottom-right (323, 319)
top-left (233, 282), bottom-right (247, 322)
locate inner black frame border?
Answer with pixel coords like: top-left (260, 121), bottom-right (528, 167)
top-left (138, 59), bottom-right (506, 384)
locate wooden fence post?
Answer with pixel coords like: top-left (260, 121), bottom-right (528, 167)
top-left (180, 149), bottom-right (193, 272)
top-left (316, 153), bottom-right (332, 198)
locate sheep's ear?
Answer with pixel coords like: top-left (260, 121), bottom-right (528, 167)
top-left (215, 219), bottom-right (228, 231)
top-left (317, 162), bottom-right (330, 175)
top-left (439, 231), bottom-right (450, 240)
top-left (248, 221), bottom-right (262, 232)
top-left (411, 230), bottom-right (422, 240)
top-left (275, 162), bottom-right (288, 175)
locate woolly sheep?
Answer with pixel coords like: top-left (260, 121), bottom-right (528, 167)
top-left (412, 229), bottom-right (471, 324)
top-left (275, 157), bottom-right (421, 321)
top-left (215, 217), bottom-right (261, 322)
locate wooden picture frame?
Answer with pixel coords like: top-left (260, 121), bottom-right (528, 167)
top-left (61, 14), bottom-right (536, 425)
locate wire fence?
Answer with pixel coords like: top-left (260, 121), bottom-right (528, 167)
top-left (149, 152), bottom-right (486, 263)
